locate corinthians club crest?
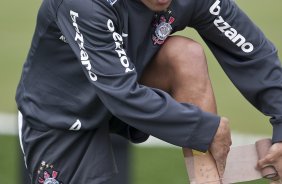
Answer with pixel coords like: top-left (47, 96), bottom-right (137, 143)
top-left (152, 14), bottom-right (175, 45)
top-left (37, 161), bottom-right (63, 184)
top-left (38, 172), bottom-right (60, 184)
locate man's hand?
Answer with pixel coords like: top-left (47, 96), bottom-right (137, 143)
top-left (209, 117), bottom-right (232, 178)
top-left (270, 180), bottom-right (282, 184)
top-left (258, 142), bottom-right (282, 183)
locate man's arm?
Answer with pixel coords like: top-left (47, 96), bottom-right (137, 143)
top-left (190, 0), bottom-right (282, 178)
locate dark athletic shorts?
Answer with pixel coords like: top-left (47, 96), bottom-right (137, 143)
top-left (18, 112), bottom-right (118, 184)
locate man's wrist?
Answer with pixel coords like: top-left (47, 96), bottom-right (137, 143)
top-left (187, 111), bottom-right (220, 152)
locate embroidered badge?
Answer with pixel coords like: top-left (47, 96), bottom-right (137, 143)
top-left (152, 12), bottom-right (175, 45)
top-left (37, 161), bottom-right (63, 184)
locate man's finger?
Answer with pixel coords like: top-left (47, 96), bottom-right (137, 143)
top-left (257, 154), bottom-right (276, 169)
top-left (274, 161), bottom-right (282, 181)
top-left (270, 179), bottom-right (282, 184)
top-left (212, 149), bottom-right (227, 178)
top-left (215, 159), bottom-right (226, 178)
top-left (215, 149), bottom-right (229, 178)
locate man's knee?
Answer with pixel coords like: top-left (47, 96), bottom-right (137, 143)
top-left (161, 36), bottom-right (209, 81)
top-left (164, 36), bottom-right (206, 63)
top-left (140, 36), bottom-right (211, 94)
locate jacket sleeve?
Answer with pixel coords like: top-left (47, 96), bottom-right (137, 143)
top-left (55, 0), bottom-right (220, 151)
top-left (190, 0), bottom-right (282, 143)
top-left (109, 116), bottom-right (150, 144)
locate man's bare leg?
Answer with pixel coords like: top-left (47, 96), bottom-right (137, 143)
top-left (140, 35), bottom-right (231, 183)
top-left (141, 36), bottom-right (216, 111)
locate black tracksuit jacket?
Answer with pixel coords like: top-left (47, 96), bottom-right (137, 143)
top-left (16, 0), bottom-right (282, 152)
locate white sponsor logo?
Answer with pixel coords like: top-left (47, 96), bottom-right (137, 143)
top-left (107, 19), bottom-right (135, 73)
top-left (70, 10), bottom-right (98, 81)
top-left (69, 119), bottom-right (82, 131)
top-left (122, 32), bottom-right (128, 38)
top-left (107, 0), bottom-right (117, 6)
top-left (209, 0), bottom-right (254, 53)
top-left (59, 35), bottom-right (67, 43)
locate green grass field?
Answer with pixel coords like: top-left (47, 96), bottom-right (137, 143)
top-left (0, 0), bottom-right (281, 183)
